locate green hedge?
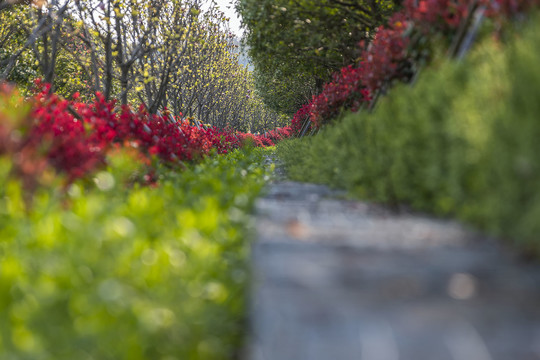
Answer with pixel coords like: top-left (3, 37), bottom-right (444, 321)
top-left (278, 17), bottom-right (540, 253)
top-left (0, 147), bottom-right (271, 359)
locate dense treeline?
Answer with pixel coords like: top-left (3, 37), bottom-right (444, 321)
top-left (0, 0), bottom-right (287, 133)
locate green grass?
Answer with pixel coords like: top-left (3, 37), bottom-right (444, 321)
top-left (0, 146), bottom-right (272, 360)
top-left (278, 16), bottom-right (540, 254)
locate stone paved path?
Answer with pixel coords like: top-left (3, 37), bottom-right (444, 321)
top-left (247, 178), bottom-right (540, 360)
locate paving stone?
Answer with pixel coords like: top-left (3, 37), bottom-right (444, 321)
top-left (248, 180), bottom-right (540, 360)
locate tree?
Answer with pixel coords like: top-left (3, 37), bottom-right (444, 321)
top-left (0, 0), bottom-right (70, 83)
top-left (71, 0), bottom-right (161, 102)
top-left (137, 0), bottom-right (200, 112)
top-left (0, 6), bottom-right (39, 87)
top-left (31, 0), bottom-right (71, 85)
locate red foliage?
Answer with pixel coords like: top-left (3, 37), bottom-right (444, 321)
top-left (236, 132), bottom-right (274, 147)
top-left (406, 0), bottom-right (469, 31)
top-left (310, 65), bottom-right (372, 127)
top-left (290, 103), bottom-right (312, 135)
top-left (0, 80), bottom-right (278, 188)
top-left (265, 126), bottom-right (293, 143)
top-left (30, 82), bottom-right (109, 182)
top-left (358, 12), bottom-right (412, 95)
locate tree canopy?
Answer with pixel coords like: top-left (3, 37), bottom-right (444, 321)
top-left (236, 0), bottom-right (398, 115)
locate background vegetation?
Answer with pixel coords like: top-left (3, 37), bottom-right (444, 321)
top-left (278, 16), bottom-right (540, 253)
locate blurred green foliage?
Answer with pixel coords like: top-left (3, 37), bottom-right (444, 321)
top-left (0, 146), bottom-right (272, 359)
top-left (277, 16), bottom-right (540, 253)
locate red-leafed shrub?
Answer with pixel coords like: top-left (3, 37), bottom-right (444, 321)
top-left (291, 103), bottom-right (312, 135)
top-left (406, 0), bottom-right (469, 32)
top-left (31, 84), bottom-right (111, 182)
top-left (266, 126), bottom-right (293, 143)
top-left (358, 12), bottom-right (413, 95)
top-left (310, 65), bottom-right (372, 127)
top-left (236, 132), bottom-right (274, 147)
top-left (0, 80), bottom-right (273, 189)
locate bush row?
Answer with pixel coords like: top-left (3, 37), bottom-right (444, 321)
top-left (278, 17), bottom-right (540, 253)
top-left (0, 81), bottom-right (285, 190)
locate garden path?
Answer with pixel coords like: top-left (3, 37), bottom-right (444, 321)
top-left (246, 159), bottom-right (540, 360)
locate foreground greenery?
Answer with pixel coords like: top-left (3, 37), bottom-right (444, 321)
top-left (278, 17), bottom-right (540, 253)
top-left (0, 146), bottom-right (272, 359)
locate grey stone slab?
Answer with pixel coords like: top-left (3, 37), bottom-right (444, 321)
top-left (248, 180), bottom-right (540, 360)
